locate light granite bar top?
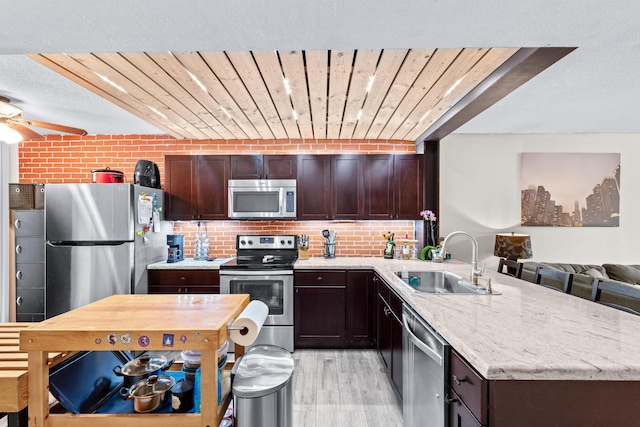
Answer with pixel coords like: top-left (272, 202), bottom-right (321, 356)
top-left (295, 257), bottom-right (640, 382)
top-left (147, 257), bottom-right (234, 269)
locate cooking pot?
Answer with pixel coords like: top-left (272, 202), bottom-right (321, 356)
top-left (120, 374), bottom-right (175, 413)
top-left (113, 353), bottom-right (173, 390)
top-left (91, 167), bottom-right (125, 183)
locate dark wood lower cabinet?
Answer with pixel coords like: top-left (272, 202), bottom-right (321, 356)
top-left (346, 270), bottom-right (375, 348)
top-left (148, 269), bottom-right (220, 294)
top-left (449, 389), bottom-right (482, 427)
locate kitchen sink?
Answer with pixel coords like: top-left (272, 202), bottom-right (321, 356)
top-left (393, 270), bottom-right (495, 295)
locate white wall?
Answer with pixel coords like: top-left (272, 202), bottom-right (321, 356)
top-left (440, 134), bottom-right (640, 270)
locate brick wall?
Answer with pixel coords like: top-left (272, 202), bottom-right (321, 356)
top-left (18, 135), bottom-right (421, 258)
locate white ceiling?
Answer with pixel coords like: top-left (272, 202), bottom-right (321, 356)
top-left (1, 0), bottom-right (640, 137)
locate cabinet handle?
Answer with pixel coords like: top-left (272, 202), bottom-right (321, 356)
top-left (184, 288), bottom-right (189, 293)
top-left (16, 271), bottom-right (22, 280)
top-left (16, 296), bottom-right (23, 306)
top-left (445, 395), bottom-right (458, 404)
top-left (316, 276), bottom-right (323, 281)
top-left (14, 219), bottom-right (21, 228)
top-left (15, 245), bottom-right (22, 254)
top-left (180, 276), bottom-right (187, 280)
top-left (373, 276), bottom-right (379, 283)
top-left (452, 375), bottom-right (467, 385)
top-left (383, 306), bottom-right (390, 316)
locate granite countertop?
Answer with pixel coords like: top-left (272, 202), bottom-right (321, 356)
top-left (147, 255), bottom-right (640, 381)
top-left (147, 257), bottom-right (234, 269)
top-left (295, 257), bottom-right (640, 382)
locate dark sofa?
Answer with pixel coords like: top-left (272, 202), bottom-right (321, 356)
top-left (521, 262), bottom-right (640, 313)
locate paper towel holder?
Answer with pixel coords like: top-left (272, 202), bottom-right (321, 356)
top-left (228, 324), bottom-right (250, 335)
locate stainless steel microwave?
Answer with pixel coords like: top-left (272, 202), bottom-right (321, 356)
top-left (228, 179), bottom-right (297, 219)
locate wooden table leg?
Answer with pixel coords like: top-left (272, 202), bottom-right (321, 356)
top-left (27, 351), bottom-right (48, 427)
top-left (200, 349), bottom-right (217, 426)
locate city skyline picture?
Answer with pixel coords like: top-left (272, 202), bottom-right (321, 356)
top-left (520, 153), bottom-right (621, 227)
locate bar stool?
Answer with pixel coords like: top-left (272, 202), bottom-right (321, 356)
top-left (534, 267), bottom-right (573, 293)
top-left (591, 278), bottom-right (640, 316)
top-left (497, 258), bottom-right (523, 279)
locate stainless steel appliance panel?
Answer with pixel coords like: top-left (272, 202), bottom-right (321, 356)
top-left (45, 183), bottom-right (134, 242)
top-left (15, 237), bottom-right (45, 263)
top-left (220, 271), bottom-right (293, 326)
top-left (14, 210), bottom-right (45, 236)
top-left (250, 326), bottom-right (294, 352)
top-left (227, 179), bottom-right (296, 219)
top-left (403, 304), bottom-right (450, 427)
top-left (46, 242), bottom-right (134, 318)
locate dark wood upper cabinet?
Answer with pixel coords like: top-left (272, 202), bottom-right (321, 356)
top-left (230, 155), bottom-right (297, 179)
top-left (264, 155), bottom-right (297, 179)
top-left (332, 155), bottom-right (365, 219)
top-left (364, 155), bottom-right (394, 220)
top-left (394, 154), bottom-right (424, 220)
top-left (297, 155), bottom-right (331, 220)
top-left (165, 155), bottom-right (229, 220)
top-left (230, 155), bottom-right (262, 179)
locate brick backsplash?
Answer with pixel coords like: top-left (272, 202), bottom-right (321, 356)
top-left (18, 134), bottom-right (421, 257)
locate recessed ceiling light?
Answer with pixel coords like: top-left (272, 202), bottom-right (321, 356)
top-left (187, 70), bottom-right (207, 92)
top-left (148, 106), bottom-right (167, 119)
top-left (221, 106), bottom-right (232, 119)
top-left (357, 109), bottom-right (363, 121)
top-left (366, 75), bottom-right (376, 92)
top-left (445, 76), bottom-right (465, 97)
top-left (419, 110), bottom-right (431, 123)
top-left (94, 72), bottom-right (127, 93)
top-left (292, 110), bottom-right (298, 121)
top-left (283, 78), bottom-right (291, 95)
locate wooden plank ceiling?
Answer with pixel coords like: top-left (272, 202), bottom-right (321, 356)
top-left (29, 48), bottom-right (518, 141)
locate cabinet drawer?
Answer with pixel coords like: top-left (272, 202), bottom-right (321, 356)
top-left (449, 389), bottom-right (482, 427)
top-left (148, 269), bottom-right (220, 286)
top-left (149, 284), bottom-right (220, 294)
top-left (16, 287), bottom-right (45, 314)
top-left (15, 237), bottom-right (45, 263)
top-left (295, 270), bottom-right (346, 286)
top-left (14, 210), bottom-right (44, 236)
top-left (451, 350), bottom-right (488, 425)
top-left (15, 263), bottom-right (45, 288)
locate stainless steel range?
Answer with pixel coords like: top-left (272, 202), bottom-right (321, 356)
top-left (220, 234), bottom-right (297, 352)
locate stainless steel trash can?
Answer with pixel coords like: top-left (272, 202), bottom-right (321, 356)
top-left (232, 345), bottom-right (294, 427)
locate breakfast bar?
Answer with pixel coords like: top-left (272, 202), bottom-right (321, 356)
top-left (19, 294), bottom-right (249, 427)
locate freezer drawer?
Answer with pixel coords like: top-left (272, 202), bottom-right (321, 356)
top-left (46, 242), bottom-right (134, 318)
top-left (15, 263), bottom-right (45, 288)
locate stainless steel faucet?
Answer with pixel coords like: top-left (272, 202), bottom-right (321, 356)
top-left (434, 231), bottom-right (483, 285)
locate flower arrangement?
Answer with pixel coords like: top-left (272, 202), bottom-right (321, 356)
top-left (420, 209), bottom-right (438, 247)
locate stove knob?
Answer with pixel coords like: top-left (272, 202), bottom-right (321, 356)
top-left (240, 240), bottom-right (246, 246)
top-left (287, 240), bottom-right (292, 245)
top-left (248, 240), bottom-right (253, 245)
top-left (280, 240), bottom-right (285, 245)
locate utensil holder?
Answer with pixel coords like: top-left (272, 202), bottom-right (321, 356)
top-left (298, 246), bottom-right (310, 260)
top-left (324, 243), bottom-right (335, 259)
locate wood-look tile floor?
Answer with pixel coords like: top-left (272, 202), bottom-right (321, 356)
top-left (293, 349), bottom-right (403, 427)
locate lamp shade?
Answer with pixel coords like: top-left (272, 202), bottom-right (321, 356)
top-left (0, 123), bottom-right (23, 144)
top-left (494, 233), bottom-right (533, 260)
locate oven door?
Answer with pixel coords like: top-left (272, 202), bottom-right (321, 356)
top-left (220, 270), bottom-right (293, 326)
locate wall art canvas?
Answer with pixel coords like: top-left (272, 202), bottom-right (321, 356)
top-left (521, 153), bottom-right (620, 227)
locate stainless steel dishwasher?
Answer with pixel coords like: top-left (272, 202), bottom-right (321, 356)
top-left (402, 304), bottom-right (450, 427)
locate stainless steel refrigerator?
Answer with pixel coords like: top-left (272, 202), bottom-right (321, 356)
top-left (45, 183), bottom-right (170, 318)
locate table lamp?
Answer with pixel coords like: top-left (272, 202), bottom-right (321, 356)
top-left (494, 233), bottom-right (533, 261)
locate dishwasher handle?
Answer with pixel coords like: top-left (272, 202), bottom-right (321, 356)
top-left (402, 314), bottom-right (443, 367)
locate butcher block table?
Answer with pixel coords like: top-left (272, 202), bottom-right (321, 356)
top-left (1, 323), bottom-right (69, 427)
top-left (20, 294), bottom-right (250, 427)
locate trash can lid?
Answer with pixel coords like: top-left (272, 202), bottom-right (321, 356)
top-left (232, 345), bottom-right (294, 398)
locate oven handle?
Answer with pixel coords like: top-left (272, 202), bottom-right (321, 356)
top-left (219, 270), bottom-right (293, 276)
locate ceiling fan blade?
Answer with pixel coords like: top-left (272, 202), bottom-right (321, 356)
top-left (26, 119), bottom-right (88, 136)
top-left (8, 123), bottom-right (44, 140)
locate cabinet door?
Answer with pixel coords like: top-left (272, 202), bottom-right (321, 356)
top-left (197, 156), bottom-right (229, 220)
top-left (297, 155), bottom-right (331, 220)
top-left (364, 155), bottom-right (394, 220)
top-left (394, 154), bottom-right (424, 219)
top-left (390, 310), bottom-right (403, 398)
top-left (346, 270), bottom-right (375, 348)
top-left (332, 155), bottom-right (364, 219)
top-left (230, 155), bottom-right (262, 179)
top-left (295, 286), bottom-right (346, 348)
top-left (264, 155), bottom-right (297, 179)
top-left (449, 389), bottom-right (483, 427)
top-left (165, 155), bottom-right (198, 220)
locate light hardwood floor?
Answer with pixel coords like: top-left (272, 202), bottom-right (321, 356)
top-left (293, 349), bottom-right (403, 427)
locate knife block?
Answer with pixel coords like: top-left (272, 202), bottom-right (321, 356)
top-left (298, 246), bottom-right (310, 260)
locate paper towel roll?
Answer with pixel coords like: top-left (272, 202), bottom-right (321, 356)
top-left (229, 300), bottom-right (269, 346)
